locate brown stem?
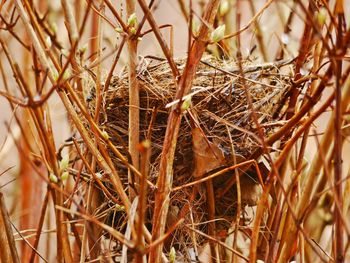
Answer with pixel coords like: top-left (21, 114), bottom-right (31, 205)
top-left (149, 1), bottom-right (221, 261)
top-left (334, 1), bottom-right (344, 261)
top-left (0, 192), bottom-right (20, 263)
top-left (29, 188), bottom-right (50, 263)
top-left (126, 0), bottom-right (140, 199)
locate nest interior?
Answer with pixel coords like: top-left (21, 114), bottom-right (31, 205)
top-left (85, 55), bottom-right (292, 256)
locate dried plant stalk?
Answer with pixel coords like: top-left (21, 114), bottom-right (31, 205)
top-left (149, 1), bottom-right (221, 261)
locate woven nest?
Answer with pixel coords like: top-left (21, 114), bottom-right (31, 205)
top-left (84, 55), bottom-right (292, 258)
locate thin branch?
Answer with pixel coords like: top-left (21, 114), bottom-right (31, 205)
top-left (149, 1), bottom-right (221, 261)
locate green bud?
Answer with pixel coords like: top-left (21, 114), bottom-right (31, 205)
top-left (50, 22), bottom-right (58, 34)
top-left (115, 27), bottom-right (123, 33)
top-left (219, 0), bottom-right (230, 16)
top-left (191, 20), bottom-right (200, 37)
top-left (115, 204), bottom-right (125, 211)
top-left (316, 7), bottom-right (327, 26)
top-left (52, 72), bottom-right (59, 81)
top-left (141, 139), bottom-right (151, 149)
top-left (61, 49), bottom-right (70, 57)
top-left (59, 154), bottom-right (69, 171)
top-left (45, 36), bottom-right (52, 48)
top-left (180, 96), bottom-right (192, 112)
top-left (79, 43), bottom-right (88, 54)
top-left (127, 13), bottom-right (137, 27)
top-left (62, 69), bottom-right (71, 81)
top-left (61, 171), bottom-right (69, 181)
top-left (49, 173), bottom-right (58, 183)
top-left (169, 247), bottom-right (176, 263)
top-left (129, 27), bottom-right (137, 35)
top-left (210, 24), bottom-right (226, 43)
top-left (102, 130), bottom-right (109, 140)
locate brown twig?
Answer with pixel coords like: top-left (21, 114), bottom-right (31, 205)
top-left (0, 191), bottom-right (20, 263)
top-left (126, 0), bottom-right (140, 200)
top-left (137, 0), bottom-right (179, 78)
top-left (149, 1), bottom-right (221, 261)
top-left (28, 188), bottom-right (50, 263)
top-left (222, 0), bottom-right (274, 41)
top-left (333, 1), bottom-right (345, 261)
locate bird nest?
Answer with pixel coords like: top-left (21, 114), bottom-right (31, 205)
top-left (83, 55), bottom-right (293, 259)
top-left (98, 56), bottom-right (291, 180)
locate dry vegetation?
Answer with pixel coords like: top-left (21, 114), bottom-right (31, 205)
top-left (0, 0), bottom-right (350, 262)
